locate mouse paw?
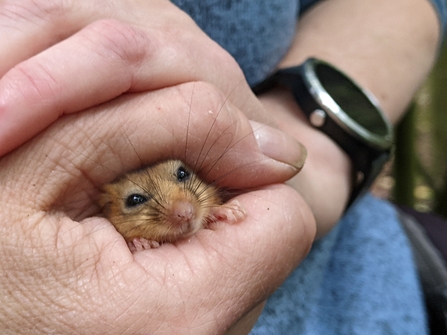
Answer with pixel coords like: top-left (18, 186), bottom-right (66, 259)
top-left (210, 200), bottom-right (246, 224)
top-left (128, 238), bottom-right (160, 253)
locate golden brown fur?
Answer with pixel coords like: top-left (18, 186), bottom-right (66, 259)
top-left (100, 160), bottom-right (223, 244)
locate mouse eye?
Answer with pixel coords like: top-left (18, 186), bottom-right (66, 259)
top-left (176, 166), bottom-right (190, 182)
top-left (125, 194), bottom-right (148, 208)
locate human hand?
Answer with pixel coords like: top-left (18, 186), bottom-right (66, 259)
top-left (0, 2), bottom-right (315, 332)
top-left (0, 82), bottom-right (314, 334)
top-left (0, 0), bottom-right (271, 157)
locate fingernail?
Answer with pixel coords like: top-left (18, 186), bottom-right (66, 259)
top-left (250, 120), bottom-right (307, 170)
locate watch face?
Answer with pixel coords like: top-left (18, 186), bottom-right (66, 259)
top-left (304, 59), bottom-right (393, 150)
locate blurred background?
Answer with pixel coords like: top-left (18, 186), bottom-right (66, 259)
top-left (372, 44), bottom-right (447, 219)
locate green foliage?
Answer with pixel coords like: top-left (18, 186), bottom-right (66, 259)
top-left (393, 45), bottom-right (447, 217)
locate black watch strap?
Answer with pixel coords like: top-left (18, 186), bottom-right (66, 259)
top-left (253, 58), bottom-right (393, 211)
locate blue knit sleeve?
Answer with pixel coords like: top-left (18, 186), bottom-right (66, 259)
top-left (429, 0), bottom-right (447, 44)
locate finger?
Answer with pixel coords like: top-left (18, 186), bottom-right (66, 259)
top-left (1, 82), bottom-right (305, 220)
top-left (0, 0), bottom-right (145, 74)
top-left (120, 184), bottom-right (316, 334)
top-left (0, 0), bottom-right (186, 75)
top-left (0, 19), bottom-right (155, 157)
top-left (0, 2), bottom-right (270, 156)
top-left (0, 0), bottom-right (74, 75)
top-left (0, 0), bottom-right (258, 108)
top-left (1, 185), bottom-right (314, 334)
top-left (0, 79), bottom-right (313, 333)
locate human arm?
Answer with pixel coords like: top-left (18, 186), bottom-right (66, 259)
top-left (258, 0), bottom-right (441, 237)
top-left (227, 2), bottom-right (442, 330)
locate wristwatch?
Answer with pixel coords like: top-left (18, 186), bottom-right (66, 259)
top-left (253, 58), bottom-right (393, 211)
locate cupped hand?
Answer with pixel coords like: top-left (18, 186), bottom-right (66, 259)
top-left (0, 0), bottom-right (271, 157)
top-left (0, 82), bottom-right (315, 334)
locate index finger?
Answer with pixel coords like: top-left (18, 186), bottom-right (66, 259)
top-left (0, 1), bottom-right (269, 157)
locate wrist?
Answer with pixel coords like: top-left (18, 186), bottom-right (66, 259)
top-left (259, 87), bottom-right (351, 237)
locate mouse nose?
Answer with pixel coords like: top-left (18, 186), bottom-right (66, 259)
top-left (169, 200), bottom-right (195, 227)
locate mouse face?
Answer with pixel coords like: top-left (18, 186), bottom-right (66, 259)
top-left (99, 160), bottom-right (222, 243)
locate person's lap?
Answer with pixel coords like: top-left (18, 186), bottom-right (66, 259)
top-left (251, 194), bottom-right (427, 334)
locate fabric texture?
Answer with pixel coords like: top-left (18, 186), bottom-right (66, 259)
top-left (171, 0), bottom-right (299, 86)
top-left (171, 0), bottom-right (447, 86)
top-left (250, 195), bottom-right (428, 334)
top-left (429, 0), bottom-right (447, 47)
top-left (168, 0), bottom-right (447, 333)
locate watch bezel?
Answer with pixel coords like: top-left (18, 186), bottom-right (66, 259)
top-left (301, 58), bottom-right (393, 151)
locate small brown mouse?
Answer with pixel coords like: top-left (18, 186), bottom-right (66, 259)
top-left (100, 160), bottom-right (246, 252)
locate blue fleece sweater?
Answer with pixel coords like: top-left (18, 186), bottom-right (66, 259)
top-left (170, 1), bottom-right (447, 333)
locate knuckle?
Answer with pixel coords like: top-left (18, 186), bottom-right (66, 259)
top-left (82, 19), bottom-right (152, 67)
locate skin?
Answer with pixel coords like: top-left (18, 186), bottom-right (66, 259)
top-left (0, 0), bottom-right (441, 333)
top-left (0, 0), bottom-right (276, 155)
top-left (268, 0), bottom-right (441, 237)
top-left (0, 82), bottom-right (314, 334)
